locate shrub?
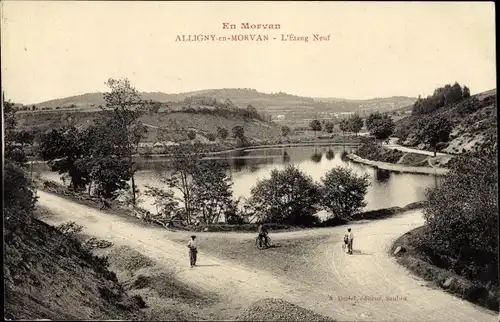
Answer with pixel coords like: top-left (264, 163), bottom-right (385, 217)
top-left (206, 133), bottom-right (216, 141)
top-left (318, 167), bottom-right (370, 220)
top-left (56, 221), bottom-right (84, 236)
top-left (421, 145), bottom-right (498, 285)
top-left (187, 130), bottom-right (196, 140)
top-left (4, 160), bottom-right (37, 229)
top-left (248, 165), bottom-right (320, 226)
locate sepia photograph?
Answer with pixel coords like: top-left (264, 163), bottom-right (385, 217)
top-left (2, 1), bottom-right (498, 321)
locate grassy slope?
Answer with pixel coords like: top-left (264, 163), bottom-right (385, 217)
top-left (16, 108), bottom-right (281, 143)
top-left (394, 89), bottom-right (497, 155)
top-left (4, 208), bottom-right (144, 320)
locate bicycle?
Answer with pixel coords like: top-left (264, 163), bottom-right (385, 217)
top-left (255, 235), bottom-right (271, 249)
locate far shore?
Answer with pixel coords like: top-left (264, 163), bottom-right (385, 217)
top-left (27, 140), bottom-right (362, 164)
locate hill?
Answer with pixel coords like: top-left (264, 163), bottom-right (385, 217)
top-left (15, 104), bottom-right (282, 144)
top-left (18, 88), bottom-right (416, 124)
top-left (393, 88), bottom-right (497, 154)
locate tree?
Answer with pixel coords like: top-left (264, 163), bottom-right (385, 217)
top-left (309, 119), bottom-right (322, 136)
top-left (246, 104), bottom-right (258, 114)
top-left (4, 159), bottom-right (38, 232)
top-left (347, 114), bottom-right (363, 135)
top-left (217, 127), bottom-right (228, 140)
top-left (412, 83), bottom-right (469, 115)
top-left (232, 125), bottom-right (245, 139)
top-left (462, 86), bottom-right (471, 99)
top-left (3, 95), bottom-right (28, 166)
top-left (191, 159), bottom-right (234, 224)
top-left (3, 94), bottom-right (38, 229)
top-left (39, 127), bottom-right (91, 190)
top-left (248, 165), bottom-right (320, 226)
top-left (281, 125), bottom-right (291, 137)
top-left (80, 117), bottom-right (134, 199)
top-left (97, 78), bottom-right (150, 205)
top-left (162, 143), bottom-right (205, 224)
top-left (187, 130), bottom-right (196, 140)
top-left (419, 116), bottom-right (453, 156)
top-left (324, 121), bottom-right (334, 133)
top-left (143, 186), bottom-right (180, 220)
top-left (85, 155), bottom-right (133, 199)
top-left (339, 119), bottom-right (349, 135)
top-left (319, 167), bottom-right (370, 220)
top-left (365, 112), bottom-right (394, 143)
top-left (421, 144), bottom-right (498, 283)
top-left (13, 130), bottom-right (35, 148)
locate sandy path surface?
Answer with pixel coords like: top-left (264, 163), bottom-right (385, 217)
top-left (384, 139), bottom-right (450, 157)
top-left (37, 191), bottom-right (496, 321)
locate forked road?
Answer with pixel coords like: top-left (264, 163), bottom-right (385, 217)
top-left (37, 191), bottom-right (497, 322)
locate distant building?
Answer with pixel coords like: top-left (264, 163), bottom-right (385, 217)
top-left (276, 115), bottom-right (286, 120)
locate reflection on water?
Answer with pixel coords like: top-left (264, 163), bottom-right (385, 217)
top-left (375, 168), bottom-right (391, 183)
top-left (282, 151), bottom-right (291, 163)
top-left (311, 152), bottom-right (322, 163)
top-left (38, 144), bottom-right (444, 215)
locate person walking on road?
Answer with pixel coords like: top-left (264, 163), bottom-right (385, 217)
top-left (187, 235), bottom-right (198, 268)
top-left (343, 229), bottom-right (349, 253)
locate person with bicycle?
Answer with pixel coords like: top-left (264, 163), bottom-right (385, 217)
top-left (257, 224), bottom-right (269, 247)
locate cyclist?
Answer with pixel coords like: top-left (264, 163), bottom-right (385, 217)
top-left (257, 224), bottom-right (269, 247)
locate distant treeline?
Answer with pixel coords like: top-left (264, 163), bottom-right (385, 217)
top-left (177, 95), bottom-right (269, 121)
top-left (412, 82), bottom-right (470, 115)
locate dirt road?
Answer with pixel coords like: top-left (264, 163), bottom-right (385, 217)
top-left (37, 190), bottom-right (496, 321)
top-left (384, 138), bottom-right (450, 157)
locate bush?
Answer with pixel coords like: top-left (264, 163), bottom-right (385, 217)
top-left (206, 133), bottom-right (216, 141)
top-left (318, 167), bottom-right (370, 220)
top-left (420, 145), bottom-right (498, 286)
top-left (56, 221), bottom-right (84, 236)
top-left (248, 165), bottom-right (320, 226)
top-left (187, 130), bottom-right (196, 140)
top-left (4, 160), bottom-right (37, 230)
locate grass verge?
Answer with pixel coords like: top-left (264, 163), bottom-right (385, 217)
top-left (391, 226), bottom-right (499, 312)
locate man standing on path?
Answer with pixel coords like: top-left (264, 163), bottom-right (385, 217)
top-left (187, 235), bottom-right (198, 268)
top-left (347, 228), bottom-right (354, 254)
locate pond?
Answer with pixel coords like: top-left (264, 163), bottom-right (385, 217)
top-left (130, 145), bottom-right (443, 216)
top-left (37, 144), bottom-right (443, 219)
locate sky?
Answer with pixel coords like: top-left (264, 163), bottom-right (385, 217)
top-left (1, 1), bottom-right (496, 104)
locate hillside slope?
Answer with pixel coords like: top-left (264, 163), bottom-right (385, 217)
top-left (16, 108), bottom-right (281, 143)
top-left (393, 89), bottom-right (497, 154)
top-left (4, 208), bottom-right (144, 320)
